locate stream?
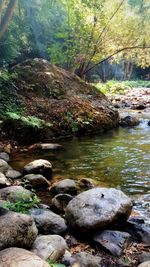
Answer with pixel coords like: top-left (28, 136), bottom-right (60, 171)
top-left (11, 110), bottom-right (150, 224)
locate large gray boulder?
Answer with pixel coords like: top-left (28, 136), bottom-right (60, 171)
top-left (0, 159), bottom-right (9, 173)
top-left (29, 208), bottom-right (67, 235)
top-left (65, 188), bottom-right (132, 233)
top-left (31, 235), bottom-right (67, 261)
top-left (0, 247), bottom-right (49, 267)
top-left (0, 186), bottom-right (33, 203)
top-left (0, 210), bottom-right (38, 250)
top-left (23, 159), bottom-right (52, 179)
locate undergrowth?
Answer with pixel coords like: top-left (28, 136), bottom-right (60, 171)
top-left (95, 80), bottom-right (150, 95)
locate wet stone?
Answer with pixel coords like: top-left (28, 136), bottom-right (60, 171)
top-left (93, 230), bottom-right (131, 256)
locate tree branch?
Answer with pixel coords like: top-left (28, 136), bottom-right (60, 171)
top-left (84, 46), bottom-right (150, 75)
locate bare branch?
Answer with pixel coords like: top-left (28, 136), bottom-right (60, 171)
top-left (84, 46), bottom-right (150, 75)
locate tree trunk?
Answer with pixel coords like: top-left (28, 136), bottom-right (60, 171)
top-left (0, 0), bottom-right (17, 40)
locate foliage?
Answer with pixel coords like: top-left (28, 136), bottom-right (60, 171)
top-left (0, 0), bottom-right (149, 78)
top-left (5, 112), bottom-right (52, 129)
top-left (47, 259), bottom-right (65, 267)
top-left (95, 80), bottom-right (150, 95)
top-left (3, 194), bottom-right (40, 214)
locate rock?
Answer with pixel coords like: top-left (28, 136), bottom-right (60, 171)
top-left (39, 143), bottom-right (63, 150)
top-left (29, 208), bottom-right (67, 235)
top-left (0, 211), bottom-right (38, 250)
top-left (71, 252), bottom-right (102, 267)
top-left (0, 185), bottom-right (33, 203)
top-left (65, 188), bottom-right (132, 233)
top-left (0, 247), bottom-right (49, 267)
top-left (120, 116), bottom-right (140, 127)
top-left (61, 250), bottom-right (72, 266)
top-left (0, 159), bottom-right (9, 173)
top-left (139, 252), bottom-right (150, 263)
top-left (23, 159), bottom-right (52, 179)
top-left (50, 179), bottom-right (77, 195)
top-left (23, 174), bottom-right (49, 189)
top-left (125, 219), bottom-right (150, 245)
top-left (6, 169), bottom-right (22, 179)
top-left (148, 121), bottom-right (150, 126)
top-left (79, 178), bottom-right (94, 189)
top-left (138, 262), bottom-right (150, 267)
top-left (31, 235), bottom-right (67, 261)
top-left (135, 104), bottom-right (146, 110)
top-left (51, 193), bottom-right (73, 212)
top-left (0, 152), bottom-right (9, 162)
top-left (93, 230), bottom-right (131, 256)
top-left (0, 172), bottom-right (11, 188)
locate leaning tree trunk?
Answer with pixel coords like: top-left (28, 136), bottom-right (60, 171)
top-left (0, 0), bottom-right (17, 40)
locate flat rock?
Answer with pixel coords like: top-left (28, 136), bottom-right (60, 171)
top-left (50, 179), bottom-right (77, 195)
top-left (0, 172), bottom-right (10, 188)
top-left (139, 252), bottom-right (150, 263)
top-left (6, 169), bottom-right (22, 179)
top-left (23, 159), bottom-right (52, 179)
top-left (23, 174), bottom-right (49, 189)
top-left (0, 186), bottom-right (33, 202)
top-left (29, 208), bottom-right (67, 235)
top-left (71, 252), bottom-right (102, 267)
top-left (0, 159), bottom-right (9, 173)
top-left (31, 235), bottom-right (67, 261)
top-left (138, 262), bottom-right (150, 267)
top-left (0, 152), bottom-right (9, 162)
top-left (65, 188), bottom-right (132, 233)
top-left (125, 220), bottom-right (150, 246)
top-left (39, 143), bottom-right (62, 150)
top-left (0, 247), bottom-right (49, 267)
top-left (0, 210), bottom-right (38, 250)
top-left (93, 230), bottom-right (131, 256)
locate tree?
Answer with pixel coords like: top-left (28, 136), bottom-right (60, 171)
top-left (0, 0), bottom-right (17, 40)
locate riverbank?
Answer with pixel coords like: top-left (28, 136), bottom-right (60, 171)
top-left (0, 154), bottom-right (150, 267)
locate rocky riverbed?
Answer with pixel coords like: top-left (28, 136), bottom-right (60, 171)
top-left (0, 154), bottom-right (150, 267)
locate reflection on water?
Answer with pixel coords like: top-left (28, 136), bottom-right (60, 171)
top-left (12, 113), bottom-right (150, 197)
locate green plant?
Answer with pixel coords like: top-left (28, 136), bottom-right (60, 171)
top-left (5, 112), bottom-right (52, 129)
top-left (64, 112), bottom-right (79, 133)
top-left (3, 195), bottom-right (40, 214)
top-left (47, 259), bottom-right (65, 267)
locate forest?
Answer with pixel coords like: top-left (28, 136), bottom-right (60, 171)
top-left (0, 1), bottom-right (150, 267)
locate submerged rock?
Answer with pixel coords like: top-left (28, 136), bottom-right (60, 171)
top-left (29, 208), bottom-right (67, 235)
top-left (0, 247), bottom-right (49, 267)
top-left (0, 211), bottom-right (38, 250)
top-left (65, 188), bottom-right (132, 233)
top-left (93, 230), bottom-right (131, 256)
top-left (120, 116), bottom-right (140, 127)
top-left (23, 159), bottom-right (52, 179)
top-left (31, 235), bottom-right (67, 261)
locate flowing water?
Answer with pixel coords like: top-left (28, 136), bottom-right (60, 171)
top-left (12, 110), bottom-right (150, 222)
